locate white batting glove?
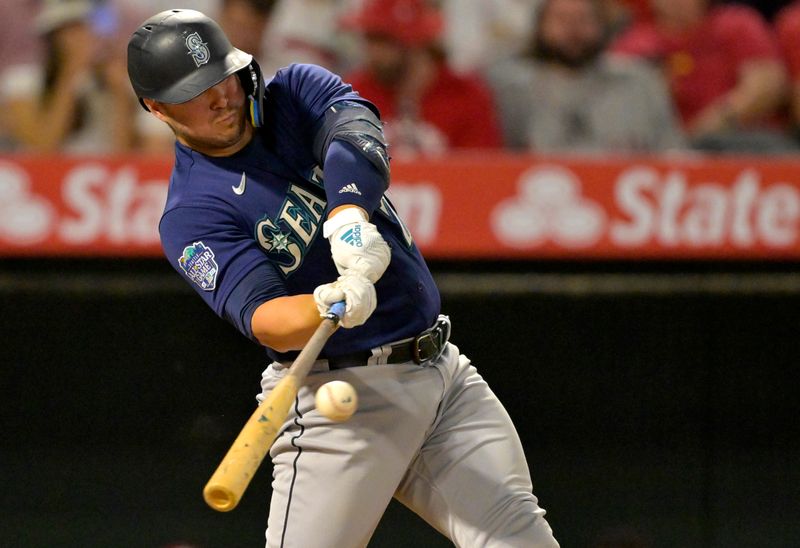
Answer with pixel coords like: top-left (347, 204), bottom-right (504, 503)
top-left (323, 208), bottom-right (391, 284)
top-left (313, 273), bottom-right (376, 328)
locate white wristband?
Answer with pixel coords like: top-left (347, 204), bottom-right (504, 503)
top-left (322, 207), bottom-right (368, 239)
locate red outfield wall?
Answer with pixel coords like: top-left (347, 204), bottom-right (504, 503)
top-left (1, 152), bottom-right (800, 259)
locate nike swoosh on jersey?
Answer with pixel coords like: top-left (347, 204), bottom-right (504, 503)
top-left (232, 172), bottom-right (246, 195)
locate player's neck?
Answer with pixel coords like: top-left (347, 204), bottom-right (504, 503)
top-left (178, 122), bottom-right (255, 157)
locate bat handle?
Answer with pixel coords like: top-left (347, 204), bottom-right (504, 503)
top-left (324, 301), bottom-right (346, 323)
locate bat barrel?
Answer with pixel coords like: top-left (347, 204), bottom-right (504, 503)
top-left (201, 374), bottom-right (299, 511)
top-left (202, 305), bottom-right (344, 512)
top-left (204, 484), bottom-right (239, 512)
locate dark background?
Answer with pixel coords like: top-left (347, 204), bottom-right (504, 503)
top-left (1, 259), bottom-right (798, 548)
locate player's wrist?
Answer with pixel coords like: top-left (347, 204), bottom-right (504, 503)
top-left (327, 220), bottom-right (391, 283)
top-left (313, 272), bottom-right (376, 328)
top-left (323, 207), bottom-right (368, 239)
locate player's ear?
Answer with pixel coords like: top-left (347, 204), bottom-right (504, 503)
top-left (143, 98), bottom-right (168, 121)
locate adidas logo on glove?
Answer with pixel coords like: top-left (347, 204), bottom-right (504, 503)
top-left (340, 225), bottom-right (363, 247)
top-left (338, 183), bottom-right (362, 195)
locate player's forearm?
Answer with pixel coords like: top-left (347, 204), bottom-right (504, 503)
top-left (250, 294), bottom-right (323, 352)
top-left (323, 139), bottom-right (388, 216)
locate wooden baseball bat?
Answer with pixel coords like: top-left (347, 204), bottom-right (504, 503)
top-left (202, 302), bottom-right (346, 512)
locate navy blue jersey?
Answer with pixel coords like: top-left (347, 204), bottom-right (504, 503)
top-left (159, 64), bottom-right (440, 361)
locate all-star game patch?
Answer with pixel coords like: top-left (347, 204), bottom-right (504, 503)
top-left (178, 241), bottom-right (219, 291)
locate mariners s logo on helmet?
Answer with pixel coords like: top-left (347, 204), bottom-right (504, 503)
top-left (185, 32), bottom-right (211, 67)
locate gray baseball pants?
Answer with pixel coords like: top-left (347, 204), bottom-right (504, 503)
top-left (258, 342), bottom-right (559, 548)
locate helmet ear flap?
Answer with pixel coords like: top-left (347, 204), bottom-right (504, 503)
top-left (240, 60), bottom-right (265, 127)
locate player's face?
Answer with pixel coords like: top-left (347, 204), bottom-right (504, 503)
top-left (150, 74), bottom-right (253, 157)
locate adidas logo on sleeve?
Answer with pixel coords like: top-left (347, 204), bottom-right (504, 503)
top-left (338, 183), bottom-right (362, 195)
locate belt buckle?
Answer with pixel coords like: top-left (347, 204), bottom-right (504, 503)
top-left (412, 316), bottom-right (451, 365)
top-left (412, 331), bottom-right (435, 364)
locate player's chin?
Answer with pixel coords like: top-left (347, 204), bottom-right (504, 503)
top-left (214, 117), bottom-right (247, 143)
top-left (212, 111), bottom-right (240, 132)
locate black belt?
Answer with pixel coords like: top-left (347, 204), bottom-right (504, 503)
top-left (326, 316), bottom-right (451, 370)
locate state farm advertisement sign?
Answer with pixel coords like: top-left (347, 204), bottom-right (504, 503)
top-left (390, 155), bottom-right (800, 259)
top-left (1, 153), bottom-right (799, 259)
top-left (0, 156), bottom-right (171, 256)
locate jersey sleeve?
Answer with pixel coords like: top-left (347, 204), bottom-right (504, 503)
top-left (271, 63), bottom-right (376, 141)
top-left (270, 63), bottom-right (388, 215)
top-left (322, 139), bottom-right (387, 215)
top-left (159, 205), bottom-right (287, 339)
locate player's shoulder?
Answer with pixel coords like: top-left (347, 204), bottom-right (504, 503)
top-left (265, 63), bottom-right (374, 125)
top-left (279, 62), bottom-right (336, 77)
top-left (162, 143), bottom-right (237, 219)
top-left (267, 63), bottom-right (342, 92)
top-left (158, 192), bottom-right (233, 253)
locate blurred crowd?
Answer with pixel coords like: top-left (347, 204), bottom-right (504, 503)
top-left (4, 0), bottom-right (800, 156)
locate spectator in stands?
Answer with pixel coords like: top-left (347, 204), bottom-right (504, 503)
top-left (341, 0), bottom-right (503, 155)
top-left (262, 0), bottom-right (358, 75)
top-left (0, 0), bottom-right (41, 150)
top-left (438, 0), bottom-right (651, 74)
top-left (218, 0), bottom-right (277, 61)
top-left (612, 0), bottom-right (794, 152)
top-left (775, 1), bottom-right (800, 142)
top-left (601, 0), bottom-right (653, 37)
top-left (217, 0), bottom-right (344, 79)
top-left (0, 0), bottom-right (138, 153)
top-left (0, 1), bottom-right (41, 78)
top-left (613, 0), bottom-right (652, 22)
top-left (127, 0), bottom-right (217, 16)
top-left (487, 0), bottom-right (684, 153)
top-left (723, 0), bottom-right (792, 22)
top-left (438, 0), bottom-right (542, 74)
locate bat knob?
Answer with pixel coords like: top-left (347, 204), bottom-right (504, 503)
top-left (325, 301), bottom-right (346, 322)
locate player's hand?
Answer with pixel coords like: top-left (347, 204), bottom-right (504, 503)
top-left (313, 273), bottom-right (376, 328)
top-left (324, 208), bottom-right (391, 283)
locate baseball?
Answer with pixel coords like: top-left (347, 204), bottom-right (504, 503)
top-left (315, 381), bottom-right (358, 422)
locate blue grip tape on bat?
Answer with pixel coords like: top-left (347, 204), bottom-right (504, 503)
top-left (325, 301), bottom-right (346, 323)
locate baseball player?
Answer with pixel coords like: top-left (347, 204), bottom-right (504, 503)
top-left (127, 9), bottom-right (559, 548)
